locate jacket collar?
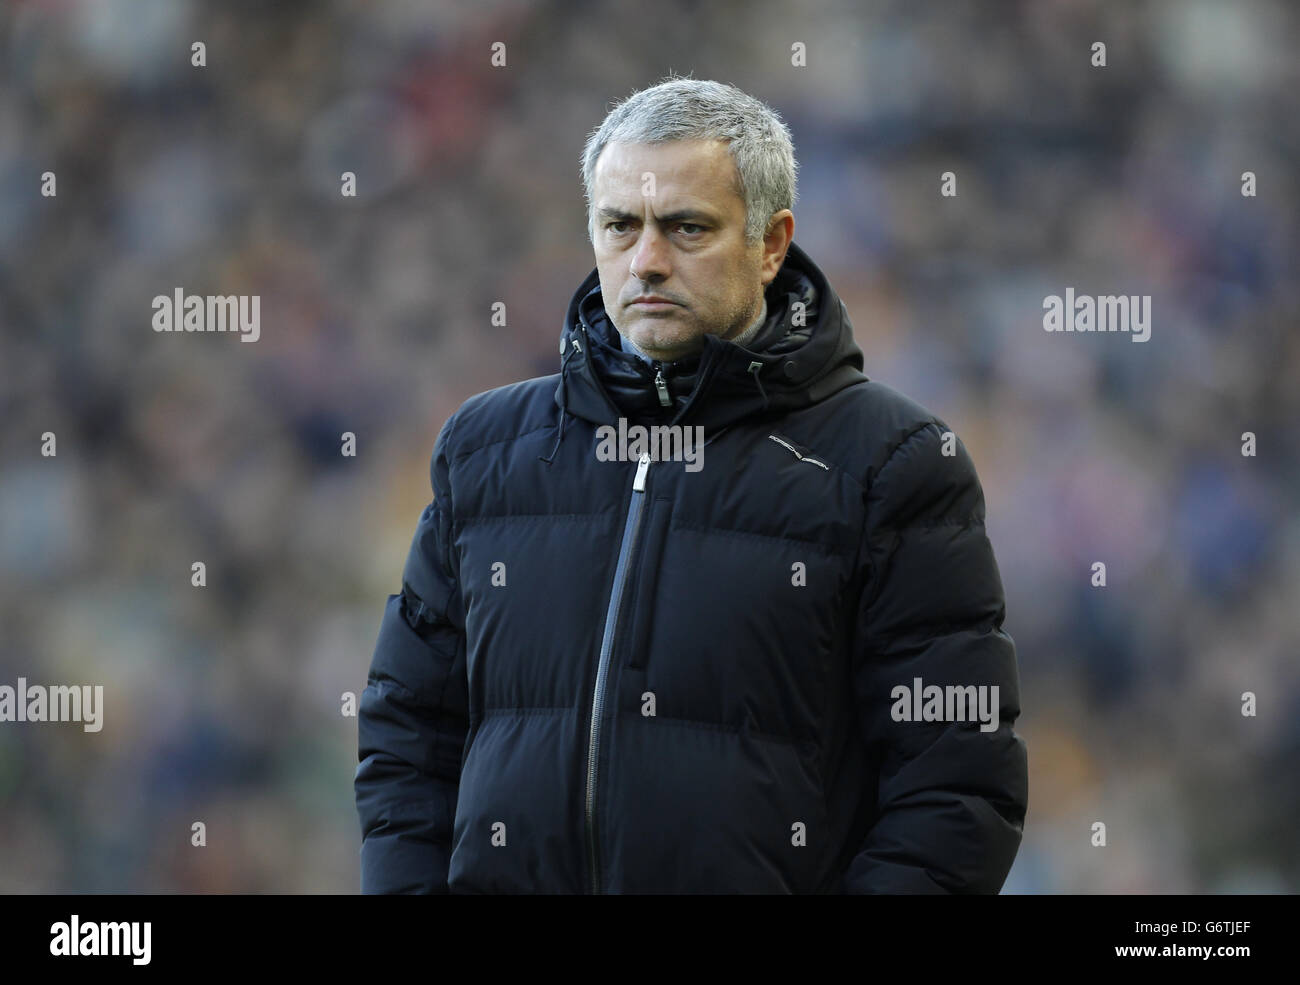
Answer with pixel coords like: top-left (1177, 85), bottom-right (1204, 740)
top-left (552, 241), bottom-right (868, 441)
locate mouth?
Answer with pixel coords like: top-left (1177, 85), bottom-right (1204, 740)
top-left (629, 298), bottom-right (680, 311)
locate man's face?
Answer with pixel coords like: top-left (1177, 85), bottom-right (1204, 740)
top-left (590, 139), bottom-right (791, 363)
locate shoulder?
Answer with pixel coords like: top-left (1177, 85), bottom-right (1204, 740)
top-left (792, 378), bottom-right (961, 481)
top-left (828, 380), bottom-right (986, 517)
top-left (438, 373), bottom-right (561, 464)
top-left (831, 379), bottom-right (949, 444)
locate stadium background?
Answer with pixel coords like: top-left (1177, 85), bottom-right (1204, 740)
top-left (0, 0), bottom-right (1296, 892)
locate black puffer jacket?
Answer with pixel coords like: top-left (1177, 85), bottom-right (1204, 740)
top-left (355, 241), bottom-right (1028, 893)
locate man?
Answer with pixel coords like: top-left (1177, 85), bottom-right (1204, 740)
top-left (354, 77), bottom-right (1028, 894)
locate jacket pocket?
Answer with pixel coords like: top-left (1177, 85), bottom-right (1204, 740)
top-left (448, 710), bottom-right (587, 893)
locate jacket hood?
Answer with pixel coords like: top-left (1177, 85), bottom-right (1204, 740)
top-left (546, 241), bottom-right (868, 459)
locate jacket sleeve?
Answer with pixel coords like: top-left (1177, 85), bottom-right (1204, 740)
top-left (841, 421), bottom-right (1028, 894)
top-left (355, 414), bottom-right (469, 894)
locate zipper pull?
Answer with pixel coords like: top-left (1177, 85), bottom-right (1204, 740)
top-left (654, 368), bottom-right (671, 407)
top-left (633, 452), bottom-right (651, 492)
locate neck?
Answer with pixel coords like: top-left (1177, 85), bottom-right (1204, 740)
top-left (726, 296), bottom-right (769, 348)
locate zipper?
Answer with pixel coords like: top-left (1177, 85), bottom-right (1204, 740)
top-left (584, 451), bottom-right (652, 894)
top-left (653, 367), bottom-right (671, 407)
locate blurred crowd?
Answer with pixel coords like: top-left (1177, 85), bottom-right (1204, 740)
top-left (0, 0), bottom-right (1296, 892)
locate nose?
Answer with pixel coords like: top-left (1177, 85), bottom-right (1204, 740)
top-left (629, 223), bottom-right (670, 283)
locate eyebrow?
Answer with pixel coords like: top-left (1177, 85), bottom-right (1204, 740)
top-left (596, 206), bottom-right (717, 225)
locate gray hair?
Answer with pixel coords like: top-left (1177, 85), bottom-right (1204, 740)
top-left (580, 75), bottom-right (798, 246)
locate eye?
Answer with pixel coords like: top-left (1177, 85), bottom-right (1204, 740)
top-left (678, 223), bottom-right (704, 235)
top-left (606, 221), bottom-right (629, 233)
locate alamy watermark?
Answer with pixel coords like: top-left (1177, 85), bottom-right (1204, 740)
top-left (1043, 288), bottom-right (1151, 342)
top-left (50, 915), bottom-right (150, 965)
top-left (0, 678), bottom-right (103, 732)
top-left (890, 677), bottom-right (999, 733)
top-left (595, 418), bottom-right (704, 472)
top-left (152, 288), bottom-right (261, 342)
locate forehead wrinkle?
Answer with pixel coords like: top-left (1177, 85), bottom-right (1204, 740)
top-left (594, 143), bottom-right (744, 226)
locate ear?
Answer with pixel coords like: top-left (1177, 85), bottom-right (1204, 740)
top-left (759, 211), bottom-right (795, 285)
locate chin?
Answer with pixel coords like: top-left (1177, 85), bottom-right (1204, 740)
top-left (634, 330), bottom-right (697, 357)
